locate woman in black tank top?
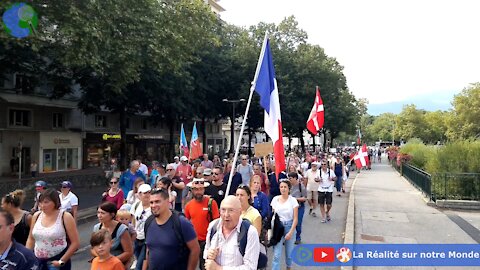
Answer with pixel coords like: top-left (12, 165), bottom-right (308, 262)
top-left (1, 190), bottom-right (32, 245)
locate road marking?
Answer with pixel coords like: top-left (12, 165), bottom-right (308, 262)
top-left (445, 213), bottom-right (480, 244)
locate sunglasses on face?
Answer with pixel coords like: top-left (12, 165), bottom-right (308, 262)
top-left (110, 181), bottom-right (118, 184)
top-left (166, 169), bottom-right (174, 171)
top-left (192, 181), bottom-right (205, 185)
top-left (212, 173), bottom-right (219, 175)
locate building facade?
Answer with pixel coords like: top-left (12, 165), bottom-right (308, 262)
top-left (0, 75), bottom-right (225, 176)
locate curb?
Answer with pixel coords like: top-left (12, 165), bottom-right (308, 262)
top-left (342, 172), bottom-right (359, 270)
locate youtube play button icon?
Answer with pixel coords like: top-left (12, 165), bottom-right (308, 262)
top-left (313, 247), bottom-right (335, 263)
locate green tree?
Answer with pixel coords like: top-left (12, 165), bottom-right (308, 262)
top-left (446, 82), bottom-right (480, 140)
top-left (395, 104), bottom-right (428, 142)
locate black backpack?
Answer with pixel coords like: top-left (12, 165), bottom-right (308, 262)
top-left (209, 219), bottom-right (268, 269)
top-left (144, 210), bottom-right (189, 264)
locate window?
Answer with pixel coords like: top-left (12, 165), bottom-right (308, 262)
top-left (9, 109), bottom-right (31, 127)
top-left (15, 74), bottom-right (34, 94)
top-left (141, 119), bottom-right (148, 130)
top-left (53, 113), bottom-right (64, 128)
top-left (95, 115), bottom-right (107, 128)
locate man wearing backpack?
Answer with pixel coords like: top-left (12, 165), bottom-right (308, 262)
top-left (185, 178), bottom-right (220, 270)
top-left (204, 196), bottom-right (260, 270)
top-left (143, 188), bottom-right (200, 270)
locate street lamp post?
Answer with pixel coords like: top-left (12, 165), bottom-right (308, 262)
top-left (223, 98), bottom-right (245, 154)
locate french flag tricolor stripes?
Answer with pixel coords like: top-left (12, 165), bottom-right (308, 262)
top-left (253, 38), bottom-right (286, 177)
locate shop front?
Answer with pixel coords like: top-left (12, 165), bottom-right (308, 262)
top-left (83, 133), bottom-right (172, 169)
top-left (39, 132), bottom-right (82, 173)
top-left (83, 133), bottom-right (135, 169)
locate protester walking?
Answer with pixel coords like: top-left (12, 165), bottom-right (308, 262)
top-left (318, 161), bottom-right (336, 223)
top-left (236, 185), bottom-right (262, 235)
top-left (271, 180), bottom-right (298, 270)
top-left (305, 161), bottom-right (321, 217)
top-left (144, 188), bottom-right (200, 270)
top-left (130, 184), bottom-right (152, 270)
top-left (93, 202), bottom-right (134, 268)
top-left (204, 196), bottom-right (260, 270)
top-left (89, 229), bottom-right (124, 270)
top-left (288, 172), bottom-right (307, 244)
top-left (59, 181), bottom-right (79, 221)
top-left (102, 177), bottom-right (124, 210)
top-left (1, 190), bottom-right (32, 245)
top-left (26, 188), bottom-right (80, 270)
top-left (250, 175), bottom-right (270, 220)
top-left (0, 210), bottom-right (39, 269)
top-left (31, 180), bottom-right (47, 213)
top-left (126, 178), bottom-right (145, 205)
top-left (120, 161), bottom-right (146, 199)
top-left (185, 179), bottom-right (220, 270)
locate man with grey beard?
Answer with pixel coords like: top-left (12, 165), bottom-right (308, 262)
top-left (184, 179), bottom-right (220, 270)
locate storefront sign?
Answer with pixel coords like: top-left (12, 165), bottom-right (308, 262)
top-left (135, 135), bottom-right (164, 140)
top-left (53, 138), bottom-right (70, 144)
top-left (102, 133), bottom-right (121, 140)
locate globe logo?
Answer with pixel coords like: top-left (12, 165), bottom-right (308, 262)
top-left (336, 247), bottom-right (352, 263)
top-left (2, 2), bottom-right (38, 38)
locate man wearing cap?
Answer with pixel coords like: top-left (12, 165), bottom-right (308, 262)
top-left (185, 179), bottom-right (220, 270)
top-left (59, 180), bottom-right (79, 221)
top-left (130, 183), bottom-right (152, 270)
top-left (305, 161), bottom-right (321, 217)
top-left (31, 180), bottom-right (47, 213)
top-left (172, 156), bottom-right (181, 170)
top-left (177, 156), bottom-right (193, 209)
top-left (205, 167), bottom-right (227, 209)
top-left (203, 168), bottom-right (213, 183)
top-left (201, 154), bottom-right (213, 169)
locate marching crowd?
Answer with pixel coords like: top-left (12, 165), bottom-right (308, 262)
top-left (0, 150), bottom-right (355, 270)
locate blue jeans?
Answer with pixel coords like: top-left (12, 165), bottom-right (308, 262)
top-left (335, 175), bottom-right (342, 192)
top-left (272, 220), bottom-right (296, 270)
top-left (296, 204), bottom-right (305, 241)
top-left (134, 239), bottom-right (146, 270)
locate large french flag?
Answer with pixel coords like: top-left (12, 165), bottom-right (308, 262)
top-left (253, 38), bottom-right (286, 177)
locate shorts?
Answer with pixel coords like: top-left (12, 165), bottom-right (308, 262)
top-left (306, 190), bottom-right (318, 203)
top-left (318, 191), bottom-right (333, 205)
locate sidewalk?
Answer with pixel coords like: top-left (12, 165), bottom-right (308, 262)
top-left (351, 161), bottom-right (480, 269)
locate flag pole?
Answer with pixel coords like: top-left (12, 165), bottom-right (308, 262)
top-left (225, 32), bottom-right (269, 198)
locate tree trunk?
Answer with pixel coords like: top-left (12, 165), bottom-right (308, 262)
top-left (201, 117), bottom-right (207, 155)
top-left (323, 129), bottom-right (327, 151)
top-left (168, 117), bottom-right (176, 160)
top-left (119, 108), bottom-right (127, 171)
top-left (299, 128), bottom-right (305, 153)
top-left (288, 135), bottom-right (292, 152)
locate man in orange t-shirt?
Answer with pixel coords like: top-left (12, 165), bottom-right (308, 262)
top-left (184, 178), bottom-right (220, 270)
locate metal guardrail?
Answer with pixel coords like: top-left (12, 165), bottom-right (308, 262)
top-left (401, 163), bottom-right (432, 200)
top-left (432, 173), bottom-right (480, 201)
top-left (391, 161), bottom-right (480, 202)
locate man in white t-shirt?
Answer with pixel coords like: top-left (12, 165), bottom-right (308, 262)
top-left (130, 183), bottom-right (152, 270)
top-left (317, 161), bottom-right (336, 223)
top-left (305, 162), bottom-right (320, 217)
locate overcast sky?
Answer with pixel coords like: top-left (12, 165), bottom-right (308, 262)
top-left (220, 0), bottom-right (480, 105)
